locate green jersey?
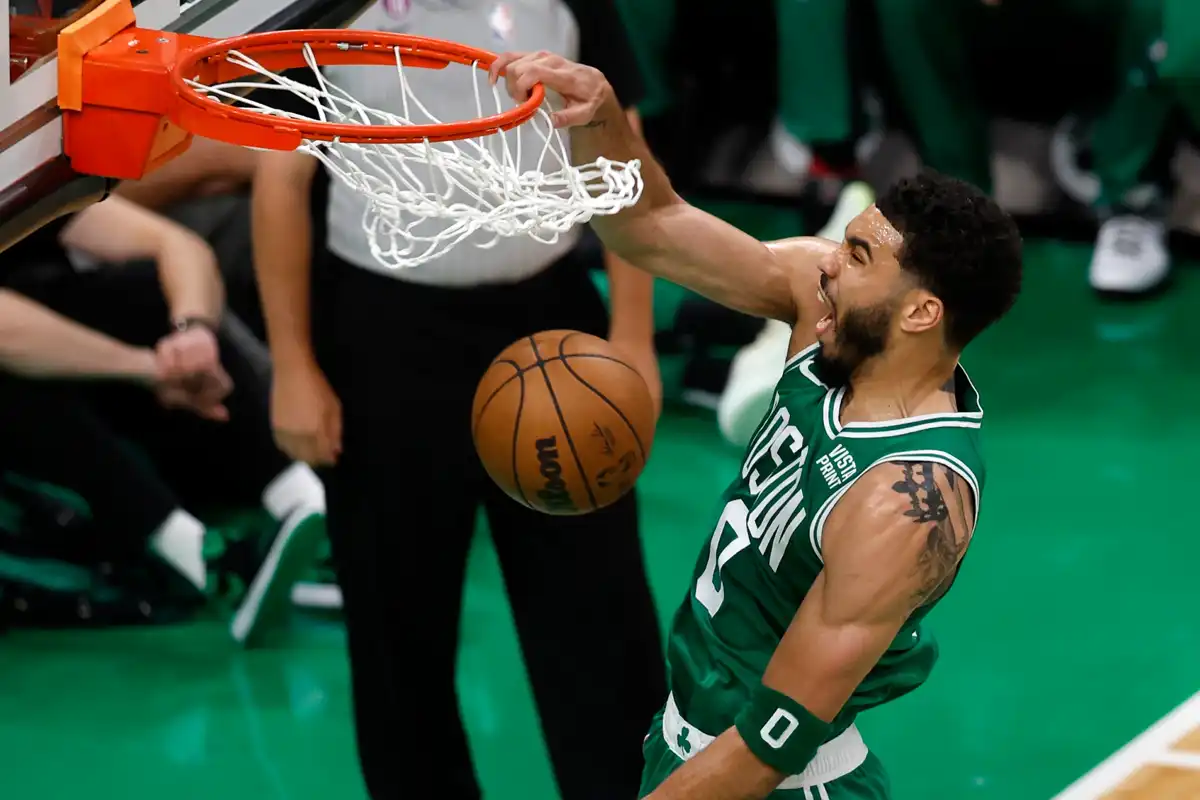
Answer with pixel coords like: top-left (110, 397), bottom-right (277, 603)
top-left (665, 342), bottom-right (986, 741)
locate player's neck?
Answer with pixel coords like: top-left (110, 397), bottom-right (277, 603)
top-left (842, 347), bottom-right (959, 424)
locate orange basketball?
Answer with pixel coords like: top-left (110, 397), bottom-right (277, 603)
top-left (471, 330), bottom-right (655, 515)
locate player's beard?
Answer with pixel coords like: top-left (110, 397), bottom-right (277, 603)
top-left (812, 300), bottom-right (893, 388)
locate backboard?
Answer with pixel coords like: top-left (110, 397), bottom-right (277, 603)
top-left (0, 0), bottom-right (373, 252)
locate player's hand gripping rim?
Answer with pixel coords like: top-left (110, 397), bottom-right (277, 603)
top-left (488, 51), bottom-right (613, 129)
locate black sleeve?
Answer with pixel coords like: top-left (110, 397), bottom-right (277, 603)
top-left (560, 0), bottom-right (646, 110)
top-left (0, 216), bottom-right (72, 283)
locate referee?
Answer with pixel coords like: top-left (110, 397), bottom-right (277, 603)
top-left (251, 1), bottom-right (666, 798)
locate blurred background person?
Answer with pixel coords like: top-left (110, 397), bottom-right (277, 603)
top-left (0, 194), bottom-right (326, 646)
top-left (875, 0), bottom-right (1177, 296)
top-left (771, 0), bottom-right (872, 193)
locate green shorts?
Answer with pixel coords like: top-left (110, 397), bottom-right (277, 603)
top-left (638, 707), bottom-right (891, 800)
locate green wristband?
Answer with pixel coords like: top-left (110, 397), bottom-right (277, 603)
top-left (734, 685), bottom-right (832, 776)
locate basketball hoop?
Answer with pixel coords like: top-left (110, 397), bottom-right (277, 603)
top-left (56, 0), bottom-right (643, 268)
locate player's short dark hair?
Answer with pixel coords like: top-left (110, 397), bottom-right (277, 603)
top-left (876, 171), bottom-right (1023, 350)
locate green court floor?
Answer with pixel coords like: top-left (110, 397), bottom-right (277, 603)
top-left (1, 240), bottom-right (1199, 799)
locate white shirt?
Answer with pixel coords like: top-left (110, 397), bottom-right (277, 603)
top-left (324, 0), bottom-right (583, 286)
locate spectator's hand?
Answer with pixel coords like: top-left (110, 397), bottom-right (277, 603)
top-left (157, 326), bottom-right (221, 378)
top-left (155, 370), bottom-right (232, 421)
top-left (272, 362), bottom-right (342, 466)
top-left (489, 51), bottom-right (614, 128)
top-left (610, 334), bottom-right (663, 421)
top-left (153, 327), bottom-right (232, 421)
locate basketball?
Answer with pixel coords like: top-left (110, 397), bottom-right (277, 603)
top-left (471, 330), bottom-right (655, 515)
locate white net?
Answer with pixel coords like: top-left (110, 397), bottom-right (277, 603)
top-left (183, 44), bottom-right (644, 269)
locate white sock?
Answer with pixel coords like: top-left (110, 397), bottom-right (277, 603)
top-left (262, 462), bottom-right (326, 520)
top-left (149, 509), bottom-right (208, 591)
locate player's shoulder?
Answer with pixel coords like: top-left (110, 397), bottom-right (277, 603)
top-left (826, 459), bottom-right (978, 549)
top-left (818, 457), bottom-right (977, 612)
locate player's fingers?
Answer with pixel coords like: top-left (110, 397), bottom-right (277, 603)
top-left (551, 100), bottom-right (600, 129)
top-left (505, 53), bottom-right (568, 102)
top-left (510, 63), bottom-right (549, 103)
top-left (488, 51), bottom-right (516, 85)
top-left (492, 50), bottom-right (546, 91)
top-left (518, 66), bottom-right (579, 107)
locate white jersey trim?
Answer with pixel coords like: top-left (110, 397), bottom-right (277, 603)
top-left (807, 449), bottom-right (982, 563)
top-left (824, 370), bottom-right (983, 439)
top-left (783, 341), bottom-right (822, 371)
top-left (789, 355), bottom-right (983, 439)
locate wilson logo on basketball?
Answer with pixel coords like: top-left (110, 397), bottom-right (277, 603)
top-left (534, 437), bottom-right (575, 513)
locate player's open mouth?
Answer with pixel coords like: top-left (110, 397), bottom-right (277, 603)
top-left (816, 287), bottom-right (835, 336)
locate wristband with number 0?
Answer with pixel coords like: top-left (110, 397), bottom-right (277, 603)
top-left (733, 685), bottom-right (832, 776)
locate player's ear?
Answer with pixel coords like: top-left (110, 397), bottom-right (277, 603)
top-left (899, 289), bottom-right (943, 335)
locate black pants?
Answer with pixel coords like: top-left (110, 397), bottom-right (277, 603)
top-left (315, 247), bottom-right (667, 800)
top-left (0, 263), bottom-right (290, 549)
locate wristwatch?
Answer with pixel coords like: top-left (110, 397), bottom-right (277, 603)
top-left (171, 316), bottom-right (218, 334)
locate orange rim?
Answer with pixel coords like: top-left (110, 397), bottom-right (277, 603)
top-left (171, 29), bottom-right (546, 145)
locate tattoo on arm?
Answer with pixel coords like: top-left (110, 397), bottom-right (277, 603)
top-left (891, 463), bottom-right (972, 605)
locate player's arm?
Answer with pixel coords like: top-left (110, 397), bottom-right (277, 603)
top-left (250, 150), bottom-right (320, 369)
top-left (58, 195), bottom-right (224, 324)
top-left (559, 0), bottom-right (662, 406)
top-left (0, 289), bottom-right (157, 381)
top-left (490, 53), bottom-right (814, 324)
top-left (643, 461), bottom-right (976, 800)
top-left (604, 109), bottom-right (655, 343)
top-left (603, 107), bottom-right (663, 410)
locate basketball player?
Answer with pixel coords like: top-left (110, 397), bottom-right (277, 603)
top-left (489, 51), bottom-right (1023, 798)
top-left (250, 2), bottom-right (665, 799)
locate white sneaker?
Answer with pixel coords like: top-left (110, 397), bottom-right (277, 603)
top-left (716, 182), bottom-right (875, 448)
top-left (1089, 215), bottom-right (1170, 295)
top-left (291, 582), bottom-right (343, 610)
top-left (718, 319), bottom-right (793, 448)
top-left (230, 507), bottom-right (326, 647)
top-left (817, 181), bottom-right (876, 241)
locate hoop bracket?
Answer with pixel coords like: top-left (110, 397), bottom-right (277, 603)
top-left (58, 0), bottom-right (203, 179)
